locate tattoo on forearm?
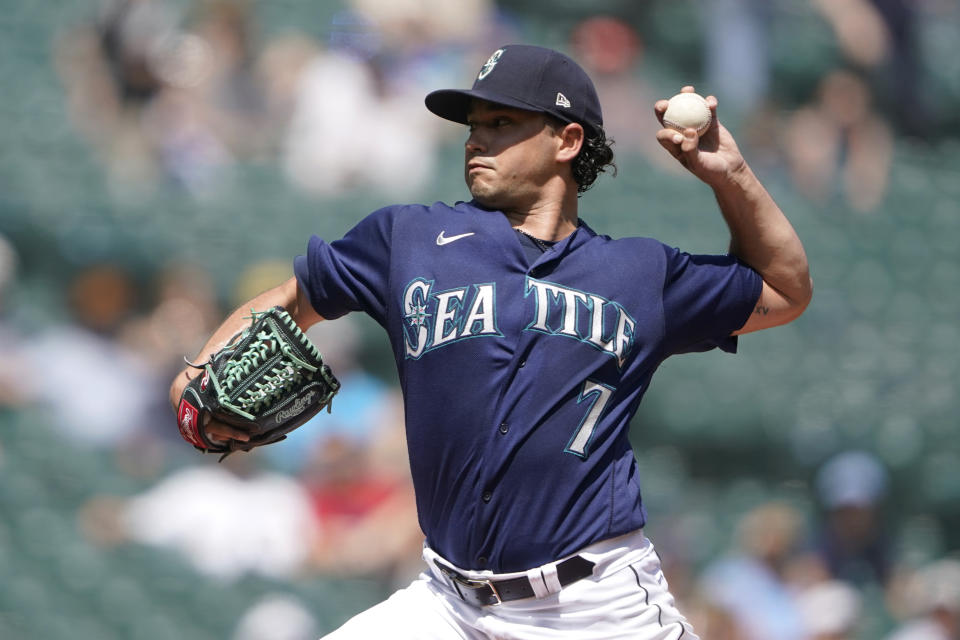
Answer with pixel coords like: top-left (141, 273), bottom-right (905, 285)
top-left (754, 304), bottom-right (770, 316)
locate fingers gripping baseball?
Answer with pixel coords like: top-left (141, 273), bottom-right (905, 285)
top-left (655, 128), bottom-right (702, 169)
top-left (654, 86), bottom-right (743, 184)
top-left (654, 86), bottom-right (716, 159)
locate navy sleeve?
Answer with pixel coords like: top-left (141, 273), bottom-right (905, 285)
top-left (293, 206), bottom-right (395, 324)
top-left (661, 245), bottom-right (762, 355)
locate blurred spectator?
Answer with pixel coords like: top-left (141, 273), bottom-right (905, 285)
top-left (812, 0), bottom-right (892, 69)
top-left (697, 501), bottom-right (808, 640)
top-left (80, 453), bottom-right (321, 582)
top-left (783, 68), bottom-right (893, 213)
top-left (0, 233), bottom-right (28, 407)
top-left (255, 33), bottom-right (322, 153)
top-left (54, 0), bottom-right (179, 193)
top-left (118, 261), bottom-right (223, 377)
top-left (267, 317), bottom-right (423, 587)
top-left (96, 0), bottom-right (181, 104)
top-left (142, 0), bottom-right (269, 196)
top-left (568, 16), bottom-right (677, 172)
top-left (812, 450), bottom-right (893, 587)
top-left (796, 579), bottom-right (863, 639)
top-left (702, 0), bottom-right (773, 126)
top-left (885, 558), bottom-right (960, 640)
top-left (863, 0), bottom-right (927, 137)
top-left (230, 258), bottom-right (294, 308)
top-left (276, 0), bottom-right (504, 197)
top-left (17, 264), bottom-right (160, 448)
top-left (55, 0), bottom-right (269, 198)
top-left (348, 0), bottom-right (493, 50)
top-left (186, 0), bottom-right (267, 155)
top-left (233, 592), bottom-right (320, 640)
top-left (0, 234), bottom-right (18, 311)
top-left (301, 418), bottom-right (423, 588)
top-left (811, 0), bottom-right (928, 137)
top-left (278, 31), bottom-right (440, 198)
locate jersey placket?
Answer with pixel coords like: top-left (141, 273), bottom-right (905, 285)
top-left (469, 227), bottom-right (576, 570)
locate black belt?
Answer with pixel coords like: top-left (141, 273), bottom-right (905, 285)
top-left (433, 555), bottom-right (596, 607)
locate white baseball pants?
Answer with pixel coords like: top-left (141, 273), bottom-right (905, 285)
top-left (321, 529), bottom-right (698, 640)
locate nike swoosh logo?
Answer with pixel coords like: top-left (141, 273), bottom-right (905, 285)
top-left (436, 231), bottom-right (475, 246)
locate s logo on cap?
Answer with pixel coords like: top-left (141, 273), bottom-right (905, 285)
top-left (477, 49), bottom-right (504, 81)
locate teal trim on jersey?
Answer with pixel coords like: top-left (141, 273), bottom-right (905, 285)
top-left (564, 378), bottom-right (617, 459)
top-left (457, 282), bottom-right (502, 339)
top-left (522, 276), bottom-right (638, 368)
top-left (431, 286), bottom-right (468, 348)
top-left (401, 278), bottom-right (503, 360)
top-left (402, 277), bottom-right (436, 359)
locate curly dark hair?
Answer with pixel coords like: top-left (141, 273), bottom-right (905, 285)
top-left (571, 128), bottom-right (616, 194)
top-left (546, 116), bottom-right (616, 193)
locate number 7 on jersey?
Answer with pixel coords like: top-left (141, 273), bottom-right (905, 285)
top-left (565, 379), bottom-right (615, 458)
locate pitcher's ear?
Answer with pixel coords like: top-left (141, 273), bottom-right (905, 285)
top-left (556, 121), bottom-right (584, 163)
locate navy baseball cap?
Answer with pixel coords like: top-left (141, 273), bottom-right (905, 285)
top-left (425, 44), bottom-right (603, 135)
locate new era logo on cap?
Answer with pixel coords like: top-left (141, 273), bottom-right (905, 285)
top-left (424, 45), bottom-right (603, 135)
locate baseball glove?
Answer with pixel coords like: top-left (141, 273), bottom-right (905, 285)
top-left (176, 306), bottom-right (340, 459)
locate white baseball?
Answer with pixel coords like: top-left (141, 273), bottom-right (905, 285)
top-left (662, 92), bottom-right (712, 135)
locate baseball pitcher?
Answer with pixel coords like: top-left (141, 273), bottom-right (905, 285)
top-left (169, 44), bottom-right (812, 639)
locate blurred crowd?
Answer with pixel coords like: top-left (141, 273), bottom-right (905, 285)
top-left (53, 0), bottom-right (503, 200)
top-left (0, 239), bottom-right (424, 590)
top-left (673, 451), bottom-right (960, 640)
top-left (2, 0), bottom-right (960, 638)
top-left (51, 0), bottom-right (955, 211)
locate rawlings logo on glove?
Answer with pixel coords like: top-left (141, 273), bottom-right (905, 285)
top-left (275, 391), bottom-right (317, 423)
top-left (176, 307), bottom-right (340, 459)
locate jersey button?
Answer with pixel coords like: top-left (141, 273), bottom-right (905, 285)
top-left (481, 491), bottom-right (492, 503)
top-left (498, 422), bottom-right (509, 434)
top-left (518, 359), bottom-right (526, 368)
top-left (477, 556), bottom-right (488, 567)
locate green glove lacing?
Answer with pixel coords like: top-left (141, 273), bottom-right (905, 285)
top-left (206, 309), bottom-right (321, 421)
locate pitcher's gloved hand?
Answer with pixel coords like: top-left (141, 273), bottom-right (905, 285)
top-left (176, 306), bottom-right (339, 460)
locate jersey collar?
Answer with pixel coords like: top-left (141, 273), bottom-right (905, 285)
top-left (460, 199), bottom-right (599, 270)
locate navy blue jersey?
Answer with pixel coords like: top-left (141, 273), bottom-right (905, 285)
top-left (295, 200), bottom-right (761, 572)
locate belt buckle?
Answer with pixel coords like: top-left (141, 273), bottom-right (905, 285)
top-left (435, 560), bottom-right (503, 606)
top-left (479, 578), bottom-right (502, 605)
top-left (453, 574), bottom-right (502, 606)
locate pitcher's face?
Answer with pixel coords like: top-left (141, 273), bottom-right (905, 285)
top-left (464, 101), bottom-right (562, 211)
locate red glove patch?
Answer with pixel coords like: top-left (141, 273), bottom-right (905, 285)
top-left (177, 397), bottom-right (205, 449)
